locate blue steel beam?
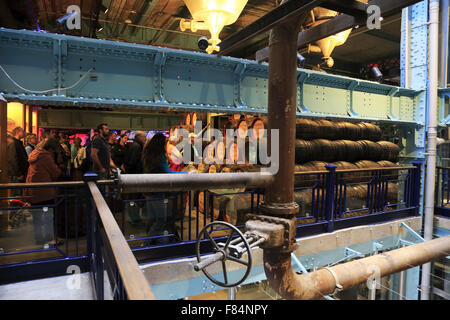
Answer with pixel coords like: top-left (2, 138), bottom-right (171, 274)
top-left (0, 28), bottom-right (422, 124)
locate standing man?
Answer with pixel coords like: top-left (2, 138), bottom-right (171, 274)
top-left (91, 123), bottom-right (116, 179)
top-left (7, 127), bottom-right (28, 183)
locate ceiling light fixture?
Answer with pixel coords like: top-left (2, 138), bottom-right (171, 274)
top-left (179, 0), bottom-right (248, 54)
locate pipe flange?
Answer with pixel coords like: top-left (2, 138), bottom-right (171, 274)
top-left (260, 201), bottom-right (299, 216)
top-left (246, 214), bottom-right (297, 252)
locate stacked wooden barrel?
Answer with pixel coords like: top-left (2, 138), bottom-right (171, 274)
top-left (294, 119), bottom-right (402, 217)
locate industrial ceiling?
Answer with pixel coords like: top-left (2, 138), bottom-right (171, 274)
top-left (0, 0), bottom-right (402, 82)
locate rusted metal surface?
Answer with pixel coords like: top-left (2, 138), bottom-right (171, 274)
top-left (246, 214), bottom-right (297, 251)
top-left (260, 0), bottom-right (306, 218)
top-left (263, 235), bottom-right (450, 300)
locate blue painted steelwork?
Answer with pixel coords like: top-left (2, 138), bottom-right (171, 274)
top-left (401, 1), bottom-right (429, 221)
top-left (0, 28), bottom-right (422, 123)
top-left (435, 166), bottom-right (450, 218)
top-left (438, 88), bottom-right (450, 125)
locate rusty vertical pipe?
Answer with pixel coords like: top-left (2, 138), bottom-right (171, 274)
top-left (263, 235), bottom-right (450, 300)
top-left (261, 2), bottom-right (305, 218)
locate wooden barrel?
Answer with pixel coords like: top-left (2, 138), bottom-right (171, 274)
top-left (184, 113), bottom-right (191, 126)
top-left (294, 162), bottom-right (326, 188)
top-left (356, 122), bottom-right (382, 141)
top-left (249, 117), bottom-right (265, 140)
top-left (226, 141), bottom-right (240, 164)
top-left (311, 139), bottom-right (338, 162)
top-left (315, 119), bottom-right (339, 140)
top-left (203, 141), bottom-right (216, 164)
top-left (376, 141), bottom-right (400, 162)
top-left (343, 140), bottom-right (363, 162)
top-left (339, 121), bottom-right (361, 140)
top-left (295, 140), bottom-right (313, 164)
top-left (224, 119), bottom-right (248, 139)
top-left (190, 112), bottom-right (198, 126)
top-left (332, 161), bottom-right (359, 183)
top-left (377, 160), bottom-right (399, 180)
top-left (296, 119), bottom-right (319, 140)
top-left (354, 160), bottom-right (382, 183)
top-left (356, 140), bottom-right (383, 161)
top-left (216, 140), bottom-right (226, 162)
top-left (333, 140), bottom-right (350, 162)
top-left (172, 125), bottom-right (194, 139)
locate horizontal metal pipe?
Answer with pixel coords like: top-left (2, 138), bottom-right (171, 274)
top-left (263, 235), bottom-right (450, 300)
top-left (0, 180), bottom-right (113, 189)
top-left (118, 173), bottom-right (275, 193)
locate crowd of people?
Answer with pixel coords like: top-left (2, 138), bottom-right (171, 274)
top-left (6, 123), bottom-right (195, 246)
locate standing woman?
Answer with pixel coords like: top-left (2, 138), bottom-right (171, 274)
top-left (142, 133), bottom-right (185, 245)
top-left (111, 134), bottom-right (128, 173)
top-left (26, 138), bottom-right (62, 246)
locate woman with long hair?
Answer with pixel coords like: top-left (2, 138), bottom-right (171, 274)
top-left (142, 133), bottom-right (185, 245)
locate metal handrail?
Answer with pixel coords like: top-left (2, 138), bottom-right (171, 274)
top-left (87, 181), bottom-right (155, 300)
top-left (0, 179), bottom-right (113, 189)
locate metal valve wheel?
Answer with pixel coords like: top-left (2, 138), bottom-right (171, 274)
top-left (194, 221), bottom-right (252, 288)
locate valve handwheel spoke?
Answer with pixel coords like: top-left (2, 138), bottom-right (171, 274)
top-left (205, 229), bottom-right (220, 252)
top-left (223, 229), bottom-right (236, 249)
top-left (226, 255), bottom-right (249, 266)
top-left (195, 221), bottom-right (252, 288)
top-left (221, 260), bottom-right (228, 285)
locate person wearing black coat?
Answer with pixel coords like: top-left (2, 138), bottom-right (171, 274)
top-left (8, 127), bottom-right (28, 183)
top-left (123, 131), bottom-right (147, 225)
top-left (124, 131), bottom-right (146, 174)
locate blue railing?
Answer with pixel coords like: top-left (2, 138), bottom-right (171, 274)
top-left (0, 164), bottom-right (422, 296)
top-left (435, 166), bottom-right (450, 218)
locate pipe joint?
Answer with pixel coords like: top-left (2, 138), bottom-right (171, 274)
top-left (246, 214), bottom-right (297, 252)
top-left (260, 201), bottom-right (299, 217)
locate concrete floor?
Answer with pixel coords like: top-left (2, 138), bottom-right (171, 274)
top-left (0, 272), bottom-right (113, 300)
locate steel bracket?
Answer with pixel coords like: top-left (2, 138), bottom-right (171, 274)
top-left (153, 51), bottom-right (167, 104)
top-left (373, 241), bottom-right (384, 253)
top-left (345, 247), bottom-right (364, 259)
top-left (399, 221), bottom-right (424, 242)
top-left (233, 63), bottom-right (247, 108)
top-left (346, 80), bottom-right (359, 117)
top-left (297, 72), bottom-right (310, 113)
top-left (388, 88), bottom-right (400, 120)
